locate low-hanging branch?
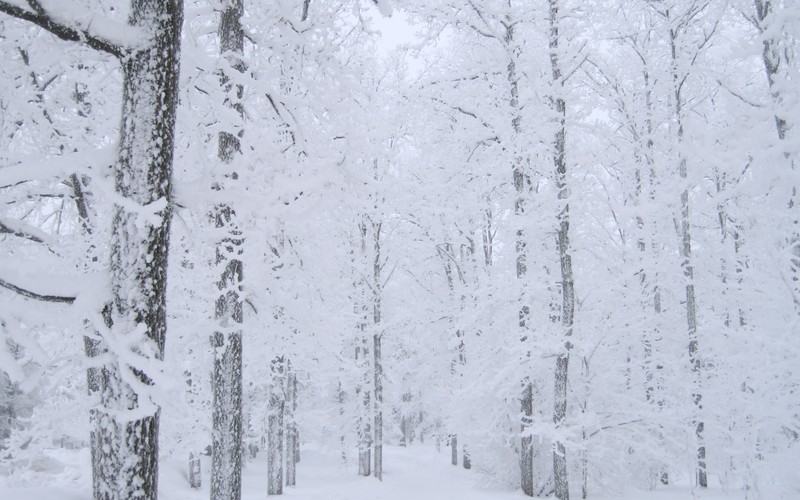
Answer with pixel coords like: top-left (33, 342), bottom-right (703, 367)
top-left (0, 276), bottom-right (76, 304)
top-left (0, 0), bottom-right (125, 58)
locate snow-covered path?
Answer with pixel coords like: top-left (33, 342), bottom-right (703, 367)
top-left (270, 445), bottom-right (520, 500)
top-left (2, 444), bottom-right (749, 499)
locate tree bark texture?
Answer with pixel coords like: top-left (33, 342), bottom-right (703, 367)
top-left (93, 2), bottom-right (183, 499)
top-left (549, 1), bottom-right (573, 499)
top-left (520, 381), bottom-right (534, 496)
top-left (268, 357), bottom-right (285, 495)
top-left (505, 18), bottom-right (535, 497)
top-left (211, 1), bottom-right (245, 499)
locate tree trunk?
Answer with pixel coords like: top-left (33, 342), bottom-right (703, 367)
top-left (189, 452), bottom-right (201, 489)
top-left (285, 364), bottom-right (297, 487)
top-left (211, 2), bottom-right (245, 498)
top-left (268, 357), bottom-right (285, 495)
top-left (504, 17), bottom-right (536, 497)
top-left (373, 221), bottom-right (383, 481)
top-left (754, 0), bottom-right (798, 311)
top-left (549, 2), bottom-right (572, 499)
top-left (669, 21), bottom-right (706, 489)
top-left (356, 340), bottom-right (371, 476)
top-left (520, 381), bottom-right (534, 496)
top-left (93, 2), bottom-right (182, 499)
top-left (450, 434), bottom-right (458, 466)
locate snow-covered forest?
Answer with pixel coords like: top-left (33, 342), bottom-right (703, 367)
top-left (0, 0), bottom-right (797, 499)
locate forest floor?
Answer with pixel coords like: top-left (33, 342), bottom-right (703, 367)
top-left (0, 443), bottom-right (748, 500)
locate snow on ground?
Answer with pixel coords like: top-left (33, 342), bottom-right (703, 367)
top-left (1, 444), bottom-right (748, 500)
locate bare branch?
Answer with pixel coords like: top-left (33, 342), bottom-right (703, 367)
top-left (0, 217), bottom-right (49, 244)
top-left (0, 276), bottom-right (75, 303)
top-left (0, 1), bottom-right (125, 58)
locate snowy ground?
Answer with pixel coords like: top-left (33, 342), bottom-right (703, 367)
top-left (1, 444), bottom-right (748, 500)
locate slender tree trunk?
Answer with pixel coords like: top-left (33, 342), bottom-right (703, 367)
top-left (520, 381), bottom-right (534, 496)
top-left (268, 357), bottom-right (285, 495)
top-left (356, 338), bottom-right (371, 476)
top-left (450, 434), bottom-right (458, 466)
top-left (285, 365), bottom-right (297, 487)
top-left (549, 2), bottom-right (573, 499)
top-left (211, 2), bottom-right (245, 498)
top-left (666, 19), bottom-right (706, 488)
top-left (355, 221), bottom-right (371, 477)
top-left (189, 452), bottom-right (201, 489)
top-left (504, 17), bottom-right (535, 497)
top-left (373, 222), bottom-right (383, 481)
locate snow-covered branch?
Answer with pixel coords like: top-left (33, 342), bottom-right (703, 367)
top-left (0, 275), bottom-right (76, 303)
top-left (0, 0), bottom-right (136, 58)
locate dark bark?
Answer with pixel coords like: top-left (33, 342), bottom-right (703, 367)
top-left (96, 2), bottom-right (183, 499)
top-left (211, 1), bottom-right (245, 499)
top-left (0, 0), bottom-right (125, 57)
top-left (0, 2), bottom-right (182, 499)
top-left (0, 277), bottom-right (75, 303)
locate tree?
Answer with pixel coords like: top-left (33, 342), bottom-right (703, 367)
top-left (548, 1), bottom-right (575, 498)
top-left (211, 1), bottom-right (245, 499)
top-left (0, 1), bottom-right (183, 498)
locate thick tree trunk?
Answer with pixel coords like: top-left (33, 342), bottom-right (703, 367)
top-left (93, 2), bottom-right (182, 499)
